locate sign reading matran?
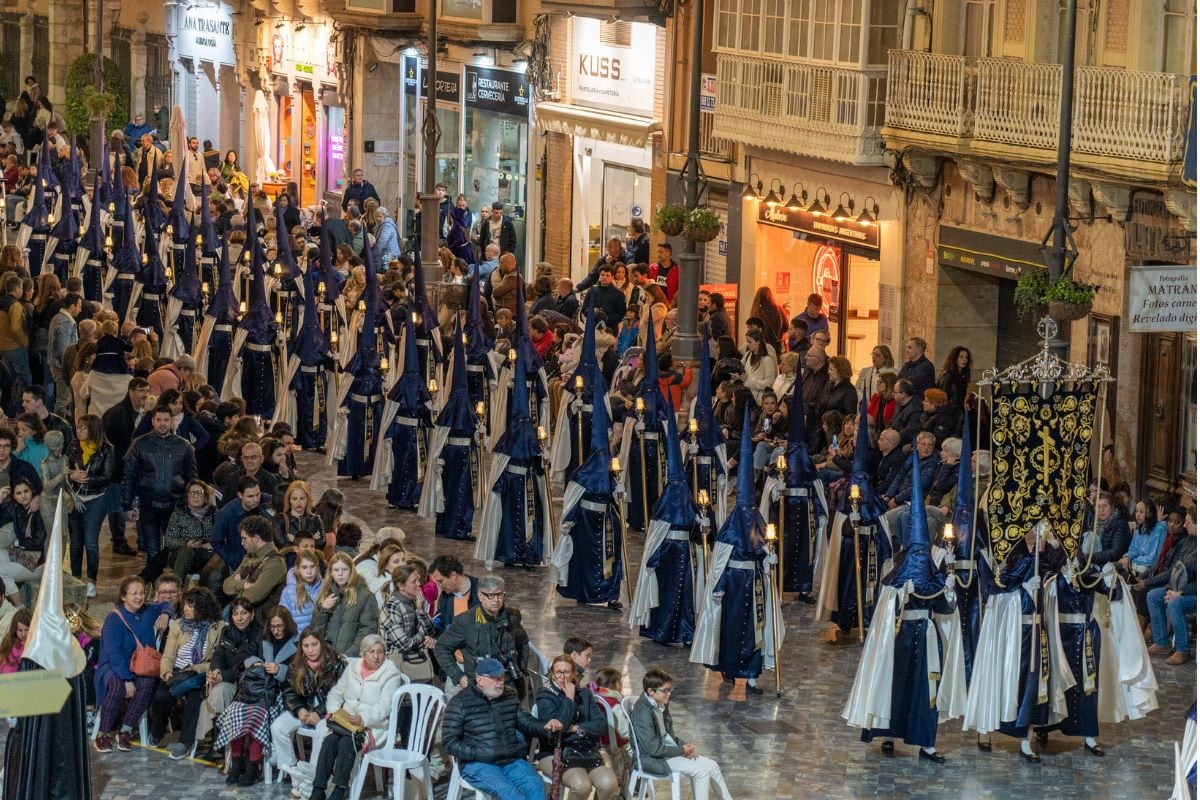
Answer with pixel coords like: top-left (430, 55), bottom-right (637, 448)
top-left (1128, 265), bottom-right (1198, 332)
top-left (571, 18), bottom-right (656, 116)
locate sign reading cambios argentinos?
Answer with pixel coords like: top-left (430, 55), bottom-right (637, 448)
top-left (1128, 265), bottom-right (1198, 332)
top-left (757, 205), bottom-right (880, 254)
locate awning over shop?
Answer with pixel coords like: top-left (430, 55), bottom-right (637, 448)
top-left (535, 102), bottom-right (662, 148)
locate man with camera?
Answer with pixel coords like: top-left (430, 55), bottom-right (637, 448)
top-left (442, 657), bottom-right (561, 800)
top-left (434, 574), bottom-right (529, 698)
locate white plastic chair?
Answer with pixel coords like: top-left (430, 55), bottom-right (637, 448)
top-left (348, 683), bottom-right (445, 800)
top-left (526, 642), bottom-right (550, 677)
top-left (620, 696), bottom-right (682, 800)
top-left (446, 758), bottom-right (492, 800)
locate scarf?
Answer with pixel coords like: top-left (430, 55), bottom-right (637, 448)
top-left (79, 439), bottom-right (96, 466)
top-left (178, 618), bottom-right (211, 664)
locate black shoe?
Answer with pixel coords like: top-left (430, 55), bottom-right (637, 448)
top-left (238, 759), bottom-right (261, 786)
top-left (112, 541), bottom-right (137, 556)
top-left (225, 755), bottom-right (245, 784)
top-left (918, 750), bottom-right (945, 764)
top-left (1084, 743), bottom-right (1105, 757)
top-left (1036, 731), bottom-right (1049, 746)
top-left (880, 741), bottom-right (894, 756)
top-left (746, 683), bottom-right (764, 695)
top-left (722, 676), bottom-right (735, 685)
top-left (1020, 750), bottom-right (1041, 764)
top-left (606, 601), bottom-right (623, 612)
top-left (977, 741), bottom-right (993, 752)
top-left (309, 789), bottom-right (327, 800)
top-left (196, 747), bottom-right (222, 763)
top-left (328, 785), bottom-right (347, 800)
top-left (797, 592), bottom-right (816, 605)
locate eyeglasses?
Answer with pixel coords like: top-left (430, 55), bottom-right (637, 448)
top-left (188, 489), bottom-right (207, 496)
top-left (653, 687), bottom-right (673, 695)
top-left (479, 592), bottom-right (505, 600)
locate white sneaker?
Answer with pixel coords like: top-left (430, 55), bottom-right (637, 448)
top-left (86, 582), bottom-right (97, 598)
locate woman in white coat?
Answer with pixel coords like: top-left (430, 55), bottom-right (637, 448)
top-left (305, 635), bottom-right (404, 800)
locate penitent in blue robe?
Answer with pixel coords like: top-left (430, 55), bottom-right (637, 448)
top-left (993, 547), bottom-right (1053, 739)
top-left (832, 517), bottom-right (893, 632)
top-left (435, 439), bottom-right (476, 540)
top-left (640, 525), bottom-right (696, 646)
top-left (557, 495), bottom-right (623, 605)
top-left (708, 542), bottom-right (768, 680)
top-left (384, 413), bottom-right (428, 506)
top-left (490, 463), bottom-right (549, 567)
top-left (626, 430), bottom-right (665, 531)
top-left (1035, 573), bottom-right (1102, 739)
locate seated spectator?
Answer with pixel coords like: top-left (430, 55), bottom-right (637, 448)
top-left (564, 636), bottom-right (593, 684)
top-left (275, 479), bottom-right (321, 552)
top-left (442, 657), bottom-right (561, 800)
top-left (657, 351), bottom-right (692, 411)
top-left (0, 476), bottom-right (46, 603)
top-left (886, 379), bottom-right (922, 447)
top-left (873, 429), bottom-right (905, 495)
top-left (164, 480), bottom-right (216, 580)
top-left (880, 432), bottom-right (940, 546)
top-left (772, 351), bottom-right (799, 405)
top-left (222, 516), bottom-right (287, 619)
top-left (532, 655), bottom-right (620, 800)
top-left (822, 356), bottom-right (858, 418)
top-left (1119, 500), bottom-right (1168, 580)
top-left (0, 607), bottom-right (31, 673)
top-left (366, 542), bottom-right (408, 609)
top-left (305, 635), bottom-right (403, 800)
top-left (630, 668), bottom-right (733, 800)
top-left (750, 391), bottom-right (787, 473)
top-left (208, 477), bottom-right (271, 591)
top-left (354, 525), bottom-right (408, 585)
top-left (149, 586), bottom-right (224, 759)
top-left (331, 521), bottom-right (361, 558)
top-left (197, 597), bottom-right (262, 761)
top-left (919, 388), bottom-right (956, 447)
top-left (1084, 491), bottom-right (1133, 566)
top-left (311, 552), bottom-right (379, 657)
top-left (280, 550), bottom-right (325, 631)
top-left (215, 605), bottom-right (298, 786)
top-left (591, 666), bottom-right (632, 755)
top-left (380, 563), bottom-right (437, 683)
top-left (1145, 508), bottom-right (1197, 665)
top-left (94, 577), bottom-right (170, 754)
top-left (741, 330), bottom-right (776, 405)
top-left (617, 305), bottom-right (641, 358)
top-left (219, 442), bottom-right (279, 508)
top-left (429, 554), bottom-right (479, 635)
top-left (868, 373), bottom-right (898, 438)
top-left (272, 627), bottom-right (346, 782)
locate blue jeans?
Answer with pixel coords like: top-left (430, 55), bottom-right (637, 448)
top-left (460, 760), bottom-right (545, 800)
top-left (1148, 587), bottom-right (1196, 655)
top-left (0, 348), bottom-right (31, 415)
top-left (106, 484), bottom-right (129, 546)
top-left (68, 495), bottom-right (109, 581)
top-left (135, 506), bottom-right (174, 561)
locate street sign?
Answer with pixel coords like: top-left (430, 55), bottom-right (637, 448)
top-left (0, 670), bottom-right (72, 718)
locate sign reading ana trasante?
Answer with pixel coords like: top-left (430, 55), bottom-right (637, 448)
top-left (1128, 265), bottom-right (1197, 332)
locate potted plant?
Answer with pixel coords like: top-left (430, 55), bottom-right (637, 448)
top-left (683, 207), bottom-right (722, 243)
top-left (1044, 275), bottom-right (1098, 321)
top-left (83, 87), bottom-right (115, 121)
top-left (1013, 270), bottom-right (1050, 318)
top-left (654, 203), bottom-right (688, 237)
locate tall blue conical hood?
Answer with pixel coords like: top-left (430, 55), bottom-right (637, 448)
top-left (168, 165), bottom-right (190, 243)
top-left (111, 146), bottom-right (128, 216)
top-left (316, 227), bottom-right (341, 305)
top-left (466, 258), bottom-right (492, 359)
top-left (169, 227), bottom-right (203, 304)
top-left (36, 134), bottom-right (59, 201)
top-left (952, 411), bottom-right (975, 558)
top-left (142, 161), bottom-right (165, 233)
top-left (50, 147), bottom-right (78, 241)
top-left (577, 292), bottom-right (597, 402)
top-left (239, 210), bottom-right (275, 336)
top-left (350, 224), bottom-right (381, 375)
top-left (411, 249), bottom-right (436, 341)
top-left (111, 187), bottom-right (139, 273)
top-left (207, 240), bottom-right (239, 322)
top-left (888, 448), bottom-right (943, 594)
top-left (785, 373), bottom-right (818, 484)
top-left (737, 404), bottom-right (755, 508)
top-left (694, 339), bottom-right (724, 452)
top-left (197, 180), bottom-right (217, 258)
top-left (639, 314), bottom-right (666, 422)
top-left (138, 207), bottom-right (167, 289)
top-left (97, 140), bottom-right (112, 208)
top-left (839, 392), bottom-right (886, 522)
top-left (389, 290), bottom-right (429, 410)
top-left (79, 167), bottom-right (104, 252)
top-left (293, 259), bottom-right (327, 365)
top-left (435, 316), bottom-right (475, 436)
top-left (496, 344), bottom-right (540, 462)
top-left (274, 202), bottom-right (300, 279)
top-left (652, 390), bottom-right (696, 528)
top-left (23, 157), bottom-right (49, 229)
top-left (512, 271), bottom-right (542, 373)
top-left (571, 355), bottom-right (613, 494)
top-left (68, 136), bottom-right (85, 200)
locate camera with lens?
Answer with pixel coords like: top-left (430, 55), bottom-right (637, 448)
top-left (497, 651), bottom-right (524, 683)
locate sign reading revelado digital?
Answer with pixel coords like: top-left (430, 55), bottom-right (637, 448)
top-left (178, 4), bottom-right (236, 65)
top-left (571, 17), bottom-right (656, 116)
top-left (1128, 265), bottom-right (1197, 332)
top-left (757, 204), bottom-right (880, 252)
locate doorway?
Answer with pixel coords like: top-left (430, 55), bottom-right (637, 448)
top-left (600, 163), bottom-right (650, 248)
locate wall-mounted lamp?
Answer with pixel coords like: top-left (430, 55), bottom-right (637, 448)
top-left (741, 172), bottom-right (763, 202)
top-left (763, 178), bottom-right (786, 208)
top-left (856, 195), bottom-right (880, 225)
top-left (786, 182), bottom-right (808, 212)
top-left (831, 192), bottom-right (855, 222)
top-left (808, 186), bottom-right (831, 216)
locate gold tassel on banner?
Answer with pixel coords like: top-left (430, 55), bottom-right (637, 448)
top-left (602, 512), bottom-right (615, 579)
top-left (1037, 627), bottom-right (1050, 705)
top-left (523, 472), bottom-right (536, 543)
top-left (364, 405), bottom-right (374, 468)
top-left (1083, 627), bottom-right (1096, 695)
top-left (415, 424), bottom-right (426, 483)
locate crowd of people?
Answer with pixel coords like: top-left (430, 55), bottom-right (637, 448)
top-left (0, 93), bottom-right (1192, 800)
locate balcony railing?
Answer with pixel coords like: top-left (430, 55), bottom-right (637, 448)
top-left (886, 50), bottom-right (1190, 169)
top-left (699, 111), bottom-right (732, 161)
top-left (712, 54), bottom-right (886, 165)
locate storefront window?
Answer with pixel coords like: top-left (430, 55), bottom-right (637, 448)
top-left (325, 105), bottom-right (346, 195)
top-left (442, 0), bottom-right (483, 19)
top-left (464, 108), bottom-right (527, 215)
top-left (426, 103), bottom-right (462, 194)
top-left (278, 94), bottom-right (293, 185)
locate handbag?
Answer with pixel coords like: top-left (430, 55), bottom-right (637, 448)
top-left (389, 650), bottom-right (435, 683)
top-left (561, 732), bottom-right (603, 771)
top-left (166, 668), bottom-right (205, 698)
top-left (233, 664), bottom-right (279, 707)
top-left (115, 609), bottom-right (162, 679)
top-left (328, 708), bottom-right (375, 755)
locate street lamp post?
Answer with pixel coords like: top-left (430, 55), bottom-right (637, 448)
top-left (1043, 0), bottom-right (1077, 359)
top-left (90, 0), bottom-right (105, 184)
top-left (672, 0), bottom-right (706, 363)
top-left (419, 0), bottom-right (442, 284)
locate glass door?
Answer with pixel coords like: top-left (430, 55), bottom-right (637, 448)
top-left (600, 164), bottom-right (650, 252)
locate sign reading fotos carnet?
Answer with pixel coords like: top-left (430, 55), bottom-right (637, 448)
top-left (572, 17), bottom-right (657, 116)
top-left (1128, 265), bottom-right (1197, 332)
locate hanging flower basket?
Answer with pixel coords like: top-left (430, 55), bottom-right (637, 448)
top-left (1048, 299), bottom-right (1092, 321)
top-left (654, 203), bottom-right (688, 237)
top-left (683, 207), bottom-right (722, 243)
top-left (683, 223), bottom-right (720, 243)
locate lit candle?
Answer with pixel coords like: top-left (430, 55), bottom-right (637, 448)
top-left (537, 425), bottom-right (548, 442)
top-left (318, 281), bottom-right (325, 295)
top-left (141, 252), bottom-right (148, 265)
top-left (329, 329), bottom-right (338, 344)
top-left (357, 300), bottom-right (365, 312)
top-left (107, 203), bottom-right (115, 214)
top-left (412, 311), bottom-right (419, 324)
top-left (196, 234), bottom-right (203, 246)
top-left (698, 488), bottom-right (710, 507)
top-left (476, 401), bottom-right (485, 417)
top-left (243, 250), bottom-right (250, 263)
top-left (766, 523), bottom-right (777, 542)
top-left (274, 262), bottom-right (282, 277)
top-left (379, 356), bottom-right (389, 371)
top-left (104, 235), bottom-right (113, 248)
top-left (461, 333), bottom-right (468, 346)
top-left (776, 454), bottom-right (787, 472)
top-left (238, 300), bottom-right (247, 313)
top-left (635, 397), bottom-right (645, 413)
top-left (201, 282), bottom-right (210, 294)
top-left (688, 419), bottom-right (699, 434)
top-left (507, 348), bottom-right (516, 363)
top-left (849, 484), bottom-right (861, 501)
top-left (574, 375), bottom-right (584, 391)
top-left (610, 457), bottom-right (621, 474)
top-left (275, 311), bottom-right (283, 324)
top-left (428, 378), bottom-right (438, 394)
top-left (943, 523), bottom-right (955, 543)
top-left (166, 225), bottom-right (173, 237)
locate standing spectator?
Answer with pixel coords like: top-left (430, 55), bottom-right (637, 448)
top-left (22, 384), bottom-right (72, 444)
top-left (372, 206), bottom-right (401, 265)
top-left (340, 168), bottom-right (380, 212)
top-left (122, 405), bottom-right (197, 572)
top-left (491, 253), bottom-right (522, 315)
top-left (626, 217), bottom-right (651, 264)
top-left (822, 356), bottom-right (859, 418)
top-left (48, 293), bottom-right (81, 416)
top-left (441, 657), bottom-right (561, 800)
top-left (202, 139), bottom-right (222, 170)
top-left (103, 377), bottom-right (151, 557)
top-left (937, 346), bottom-right (973, 429)
top-left (67, 414), bottom-right (115, 598)
top-left (219, 150), bottom-right (242, 183)
top-left (897, 337), bottom-right (936, 396)
top-left (795, 293), bottom-right (829, 339)
top-left (479, 200), bottom-right (517, 256)
top-left (706, 292), bottom-right (731, 343)
top-left (185, 137), bottom-right (205, 193)
top-left (630, 669), bottom-right (734, 800)
top-left (741, 330), bottom-right (777, 405)
top-left (1145, 508), bottom-right (1197, 665)
top-left (868, 373), bottom-right (898, 437)
top-left (855, 344), bottom-right (896, 402)
top-left (0, 273), bottom-right (31, 413)
top-left (801, 346), bottom-right (830, 450)
top-left (648, 243), bottom-right (679, 303)
top-left (123, 112), bottom-right (152, 144)
top-left (748, 287), bottom-right (787, 356)
top-left (886, 379), bottom-right (923, 447)
top-left (576, 236), bottom-right (628, 293)
top-left (93, 576), bottom-right (167, 754)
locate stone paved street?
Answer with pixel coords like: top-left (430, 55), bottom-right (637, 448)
top-left (3, 450), bottom-right (1193, 799)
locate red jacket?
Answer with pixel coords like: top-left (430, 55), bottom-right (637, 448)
top-left (658, 368), bottom-right (693, 411)
top-left (649, 260), bottom-right (679, 303)
top-left (531, 329), bottom-right (555, 359)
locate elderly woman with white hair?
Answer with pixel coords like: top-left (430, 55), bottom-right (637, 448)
top-left (372, 207), bottom-right (400, 266)
top-left (301, 634), bottom-right (403, 800)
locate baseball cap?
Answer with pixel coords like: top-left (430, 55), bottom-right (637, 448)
top-left (475, 658), bottom-right (505, 678)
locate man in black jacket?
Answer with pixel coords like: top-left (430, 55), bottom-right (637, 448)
top-left (441, 657), bottom-right (560, 799)
top-left (887, 379), bottom-right (923, 446)
top-left (552, 278), bottom-right (580, 320)
top-left (479, 201), bottom-right (517, 256)
top-left (898, 337), bottom-right (936, 396)
top-left (585, 266), bottom-right (626, 333)
top-left (873, 429), bottom-right (905, 495)
top-left (340, 168), bottom-right (380, 212)
top-left (576, 236), bottom-right (628, 293)
top-left (102, 377), bottom-right (151, 555)
top-left (122, 405), bottom-right (197, 566)
top-left (1089, 491), bottom-right (1133, 566)
top-left (434, 574), bottom-right (529, 697)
